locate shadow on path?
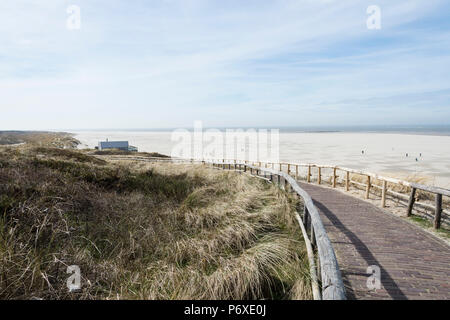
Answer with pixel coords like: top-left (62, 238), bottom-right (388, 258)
top-left (314, 200), bottom-right (408, 300)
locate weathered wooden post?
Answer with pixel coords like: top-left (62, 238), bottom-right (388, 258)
top-left (345, 171), bottom-right (350, 191)
top-left (434, 194), bottom-right (442, 229)
top-left (365, 176), bottom-right (371, 199)
top-left (296, 165), bottom-right (299, 180)
top-left (381, 180), bottom-right (387, 208)
top-left (287, 164), bottom-right (291, 175)
top-left (279, 163), bottom-right (282, 172)
top-left (406, 187), bottom-right (416, 216)
top-left (318, 167), bottom-right (321, 185)
top-left (307, 166), bottom-right (311, 183)
top-left (332, 168), bottom-right (337, 188)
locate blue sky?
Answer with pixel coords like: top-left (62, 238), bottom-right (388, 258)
top-left (1, 0), bottom-right (450, 130)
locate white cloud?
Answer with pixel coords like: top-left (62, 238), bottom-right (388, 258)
top-left (0, 0), bottom-right (449, 129)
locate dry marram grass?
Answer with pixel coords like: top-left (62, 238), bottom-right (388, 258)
top-left (0, 147), bottom-right (311, 300)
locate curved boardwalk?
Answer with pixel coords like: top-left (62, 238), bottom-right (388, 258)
top-left (297, 182), bottom-right (450, 300)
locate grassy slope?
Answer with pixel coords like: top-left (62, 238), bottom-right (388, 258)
top-left (0, 131), bottom-right (79, 148)
top-left (0, 147), bottom-right (311, 300)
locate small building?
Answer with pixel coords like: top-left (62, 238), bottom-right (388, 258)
top-left (98, 140), bottom-right (129, 151)
top-left (97, 140), bottom-right (138, 152)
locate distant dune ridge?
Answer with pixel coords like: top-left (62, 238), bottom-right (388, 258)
top-left (0, 131), bottom-right (79, 149)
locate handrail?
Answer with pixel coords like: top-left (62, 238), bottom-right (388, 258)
top-left (212, 159), bottom-right (449, 229)
top-left (101, 154), bottom-right (347, 300)
top-left (210, 161), bottom-right (347, 300)
top-left (218, 159), bottom-right (450, 197)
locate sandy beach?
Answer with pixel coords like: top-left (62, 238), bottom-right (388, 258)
top-left (74, 131), bottom-right (450, 188)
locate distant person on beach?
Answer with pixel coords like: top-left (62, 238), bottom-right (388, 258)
top-left (362, 150), bottom-right (364, 154)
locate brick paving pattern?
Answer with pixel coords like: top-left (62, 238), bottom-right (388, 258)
top-left (298, 182), bottom-right (450, 300)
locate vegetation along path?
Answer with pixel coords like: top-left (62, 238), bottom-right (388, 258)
top-left (297, 182), bottom-right (450, 300)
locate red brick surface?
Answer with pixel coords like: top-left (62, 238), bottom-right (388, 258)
top-left (298, 182), bottom-right (450, 300)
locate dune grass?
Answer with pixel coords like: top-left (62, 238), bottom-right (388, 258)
top-left (0, 131), bottom-right (78, 148)
top-left (0, 147), bottom-right (311, 300)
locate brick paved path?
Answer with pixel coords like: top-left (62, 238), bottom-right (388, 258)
top-left (298, 182), bottom-right (450, 300)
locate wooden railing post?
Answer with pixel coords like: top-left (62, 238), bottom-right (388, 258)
top-left (287, 164), bottom-right (291, 175)
top-left (307, 166), bottom-right (311, 183)
top-left (435, 194), bottom-right (442, 229)
top-left (318, 167), bottom-right (321, 185)
top-left (406, 187), bottom-right (416, 217)
top-left (345, 171), bottom-right (349, 191)
top-left (296, 165), bottom-right (299, 180)
top-left (279, 163), bottom-right (282, 171)
top-left (381, 180), bottom-right (387, 208)
top-left (332, 168), bottom-right (337, 188)
top-left (365, 176), bottom-right (371, 199)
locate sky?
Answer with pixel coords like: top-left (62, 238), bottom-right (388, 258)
top-left (1, 0), bottom-right (450, 130)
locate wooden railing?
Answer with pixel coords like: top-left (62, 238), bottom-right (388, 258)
top-left (102, 155), bottom-right (346, 300)
top-left (209, 161), bottom-right (346, 300)
top-left (214, 159), bottom-right (450, 229)
top-left (103, 155), bottom-right (449, 228)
